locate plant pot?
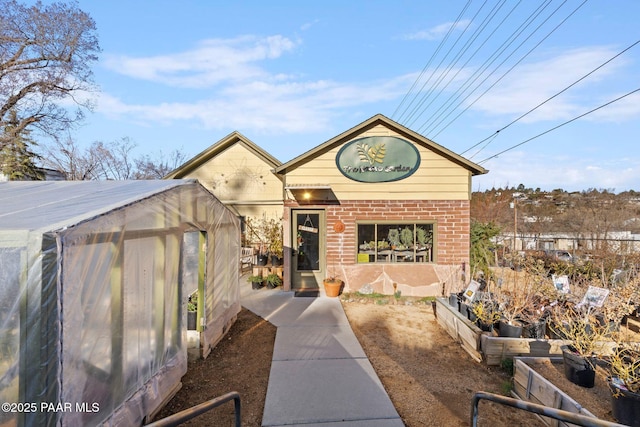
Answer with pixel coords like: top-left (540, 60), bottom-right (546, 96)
top-left (270, 255), bottom-right (283, 266)
top-left (256, 254), bottom-right (268, 266)
top-left (609, 378), bottom-right (640, 426)
top-left (251, 281), bottom-right (263, 290)
top-left (522, 319), bottom-right (546, 339)
top-left (561, 345), bottom-right (596, 388)
top-left (459, 302), bottom-right (470, 319)
top-left (323, 279), bottom-right (343, 297)
top-left (476, 320), bottom-right (494, 332)
top-left (187, 311), bottom-right (197, 330)
top-left (449, 293), bottom-right (458, 307)
top-left (498, 320), bottom-right (523, 338)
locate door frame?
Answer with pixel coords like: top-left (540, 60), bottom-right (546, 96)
top-left (290, 209), bottom-right (326, 290)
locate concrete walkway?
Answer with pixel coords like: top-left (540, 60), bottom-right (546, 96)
top-left (240, 281), bottom-right (404, 427)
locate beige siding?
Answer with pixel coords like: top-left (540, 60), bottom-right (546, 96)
top-left (177, 143), bottom-right (282, 219)
top-left (285, 125), bottom-right (472, 200)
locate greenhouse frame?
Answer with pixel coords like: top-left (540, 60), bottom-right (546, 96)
top-left (0, 180), bottom-right (241, 426)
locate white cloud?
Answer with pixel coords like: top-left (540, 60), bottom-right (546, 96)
top-left (402, 20), bottom-right (471, 41)
top-left (102, 35), bottom-right (300, 88)
top-left (475, 151), bottom-right (640, 192)
top-left (95, 74), bottom-right (412, 134)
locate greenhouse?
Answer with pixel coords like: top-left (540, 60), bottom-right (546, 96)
top-left (0, 180), bottom-right (240, 426)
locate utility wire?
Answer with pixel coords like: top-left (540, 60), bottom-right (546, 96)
top-left (404, 0), bottom-right (509, 128)
top-left (397, 0), bottom-right (487, 124)
top-left (392, 0), bottom-right (472, 120)
top-left (478, 87), bottom-right (640, 164)
top-left (461, 35), bottom-right (639, 156)
top-left (418, 0), bottom-right (556, 135)
top-left (427, 0), bottom-right (581, 139)
top-left (433, 0), bottom-right (588, 150)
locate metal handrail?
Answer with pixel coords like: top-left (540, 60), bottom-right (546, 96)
top-left (471, 391), bottom-right (626, 427)
top-left (146, 391), bottom-right (241, 427)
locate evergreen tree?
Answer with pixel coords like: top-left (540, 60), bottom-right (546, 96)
top-left (1, 110), bottom-right (43, 180)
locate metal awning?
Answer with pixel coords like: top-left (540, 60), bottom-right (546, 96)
top-left (284, 184), bottom-right (339, 204)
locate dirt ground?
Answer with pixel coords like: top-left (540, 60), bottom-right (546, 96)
top-left (156, 297), bottom-right (549, 426)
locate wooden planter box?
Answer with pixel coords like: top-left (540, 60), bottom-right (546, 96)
top-left (512, 357), bottom-right (596, 427)
top-left (436, 298), bottom-right (618, 366)
top-left (435, 297), bottom-right (483, 362)
top-left (480, 335), bottom-right (569, 366)
top-left (481, 335), bottom-right (618, 366)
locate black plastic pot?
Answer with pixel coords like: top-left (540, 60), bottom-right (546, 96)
top-left (187, 311), bottom-right (197, 330)
top-left (561, 345), bottom-right (595, 388)
top-left (498, 320), bottom-right (522, 338)
top-left (251, 281), bottom-right (264, 290)
top-left (459, 302), bottom-right (471, 319)
top-left (522, 319), bottom-right (546, 339)
top-left (609, 379), bottom-right (640, 426)
top-left (476, 320), bottom-right (494, 332)
top-left (449, 293), bottom-right (458, 307)
top-left (271, 255), bottom-right (283, 266)
top-left (256, 254), bottom-right (268, 266)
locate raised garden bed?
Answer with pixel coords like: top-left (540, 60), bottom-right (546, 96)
top-left (436, 297), bottom-right (623, 366)
top-left (512, 357), bottom-right (616, 425)
top-left (435, 297), bottom-right (482, 362)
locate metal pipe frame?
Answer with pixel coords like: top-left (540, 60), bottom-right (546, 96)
top-left (146, 391), bottom-right (241, 427)
top-left (471, 391), bottom-right (625, 427)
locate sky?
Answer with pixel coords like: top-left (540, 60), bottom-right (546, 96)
top-left (62, 1), bottom-right (640, 192)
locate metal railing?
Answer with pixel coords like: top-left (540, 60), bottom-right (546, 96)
top-left (146, 391), bottom-right (241, 427)
top-left (471, 391), bottom-right (626, 427)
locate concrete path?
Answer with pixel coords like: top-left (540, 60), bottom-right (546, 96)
top-left (241, 281), bottom-right (404, 427)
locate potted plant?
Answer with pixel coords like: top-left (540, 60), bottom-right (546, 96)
top-left (265, 273), bottom-right (282, 289)
top-left (548, 304), bottom-right (608, 388)
top-left (471, 297), bottom-right (501, 332)
top-left (246, 216), bottom-right (281, 266)
top-left (187, 292), bottom-right (198, 330)
top-left (607, 342), bottom-right (640, 426)
top-left (266, 218), bottom-right (284, 266)
top-left (494, 288), bottom-right (530, 337)
top-left (323, 263), bottom-right (343, 297)
top-left (247, 274), bottom-right (264, 290)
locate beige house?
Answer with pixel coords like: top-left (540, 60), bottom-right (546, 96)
top-left (167, 114), bottom-right (487, 296)
top-left (165, 131), bottom-right (283, 221)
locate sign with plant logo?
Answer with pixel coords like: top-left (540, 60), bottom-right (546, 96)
top-left (335, 136), bottom-right (421, 182)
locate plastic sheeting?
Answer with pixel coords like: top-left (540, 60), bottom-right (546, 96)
top-left (0, 180), bottom-right (241, 426)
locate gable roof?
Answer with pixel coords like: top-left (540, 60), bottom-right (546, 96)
top-left (0, 179), bottom-right (196, 232)
top-left (273, 114), bottom-right (488, 176)
top-left (164, 131), bottom-right (282, 179)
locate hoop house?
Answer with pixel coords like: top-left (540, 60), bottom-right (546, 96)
top-left (0, 180), bottom-right (240, 426)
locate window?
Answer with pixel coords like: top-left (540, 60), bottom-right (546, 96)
top-left (357, 222), bottom-right (434, 263)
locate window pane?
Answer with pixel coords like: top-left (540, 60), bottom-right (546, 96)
top-left (357, 222), bottom-right (435, 263)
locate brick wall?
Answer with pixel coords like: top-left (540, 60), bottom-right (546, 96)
top-left (324, 200), bottom-right (470, 266)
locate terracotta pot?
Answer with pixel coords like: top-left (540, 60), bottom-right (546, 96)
top-left (323, 279), bottom-right (343, 297)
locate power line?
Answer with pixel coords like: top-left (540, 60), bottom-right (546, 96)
top-left (461, 35), bottom-right (639, 156)
top-left (478, 87), bottom-right (640, 164)
top-left (427, 0), bottom-right (587, 142)
top-left (404, 0), bottom-right (510, 128)
top-left (418, 0), bottom-right (564, 137)
top-left (396, 0), bottom-right (488, 124)
top-left (392, 0), bottom-right (472, 120)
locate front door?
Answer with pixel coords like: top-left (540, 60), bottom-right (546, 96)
top-left (291, 210), bottom-right (325, 289)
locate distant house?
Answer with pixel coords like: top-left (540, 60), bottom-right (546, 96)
top-left (0, 180), bottom-right (240, 426)
top-left (0, 167), bottom-right (66, 182)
